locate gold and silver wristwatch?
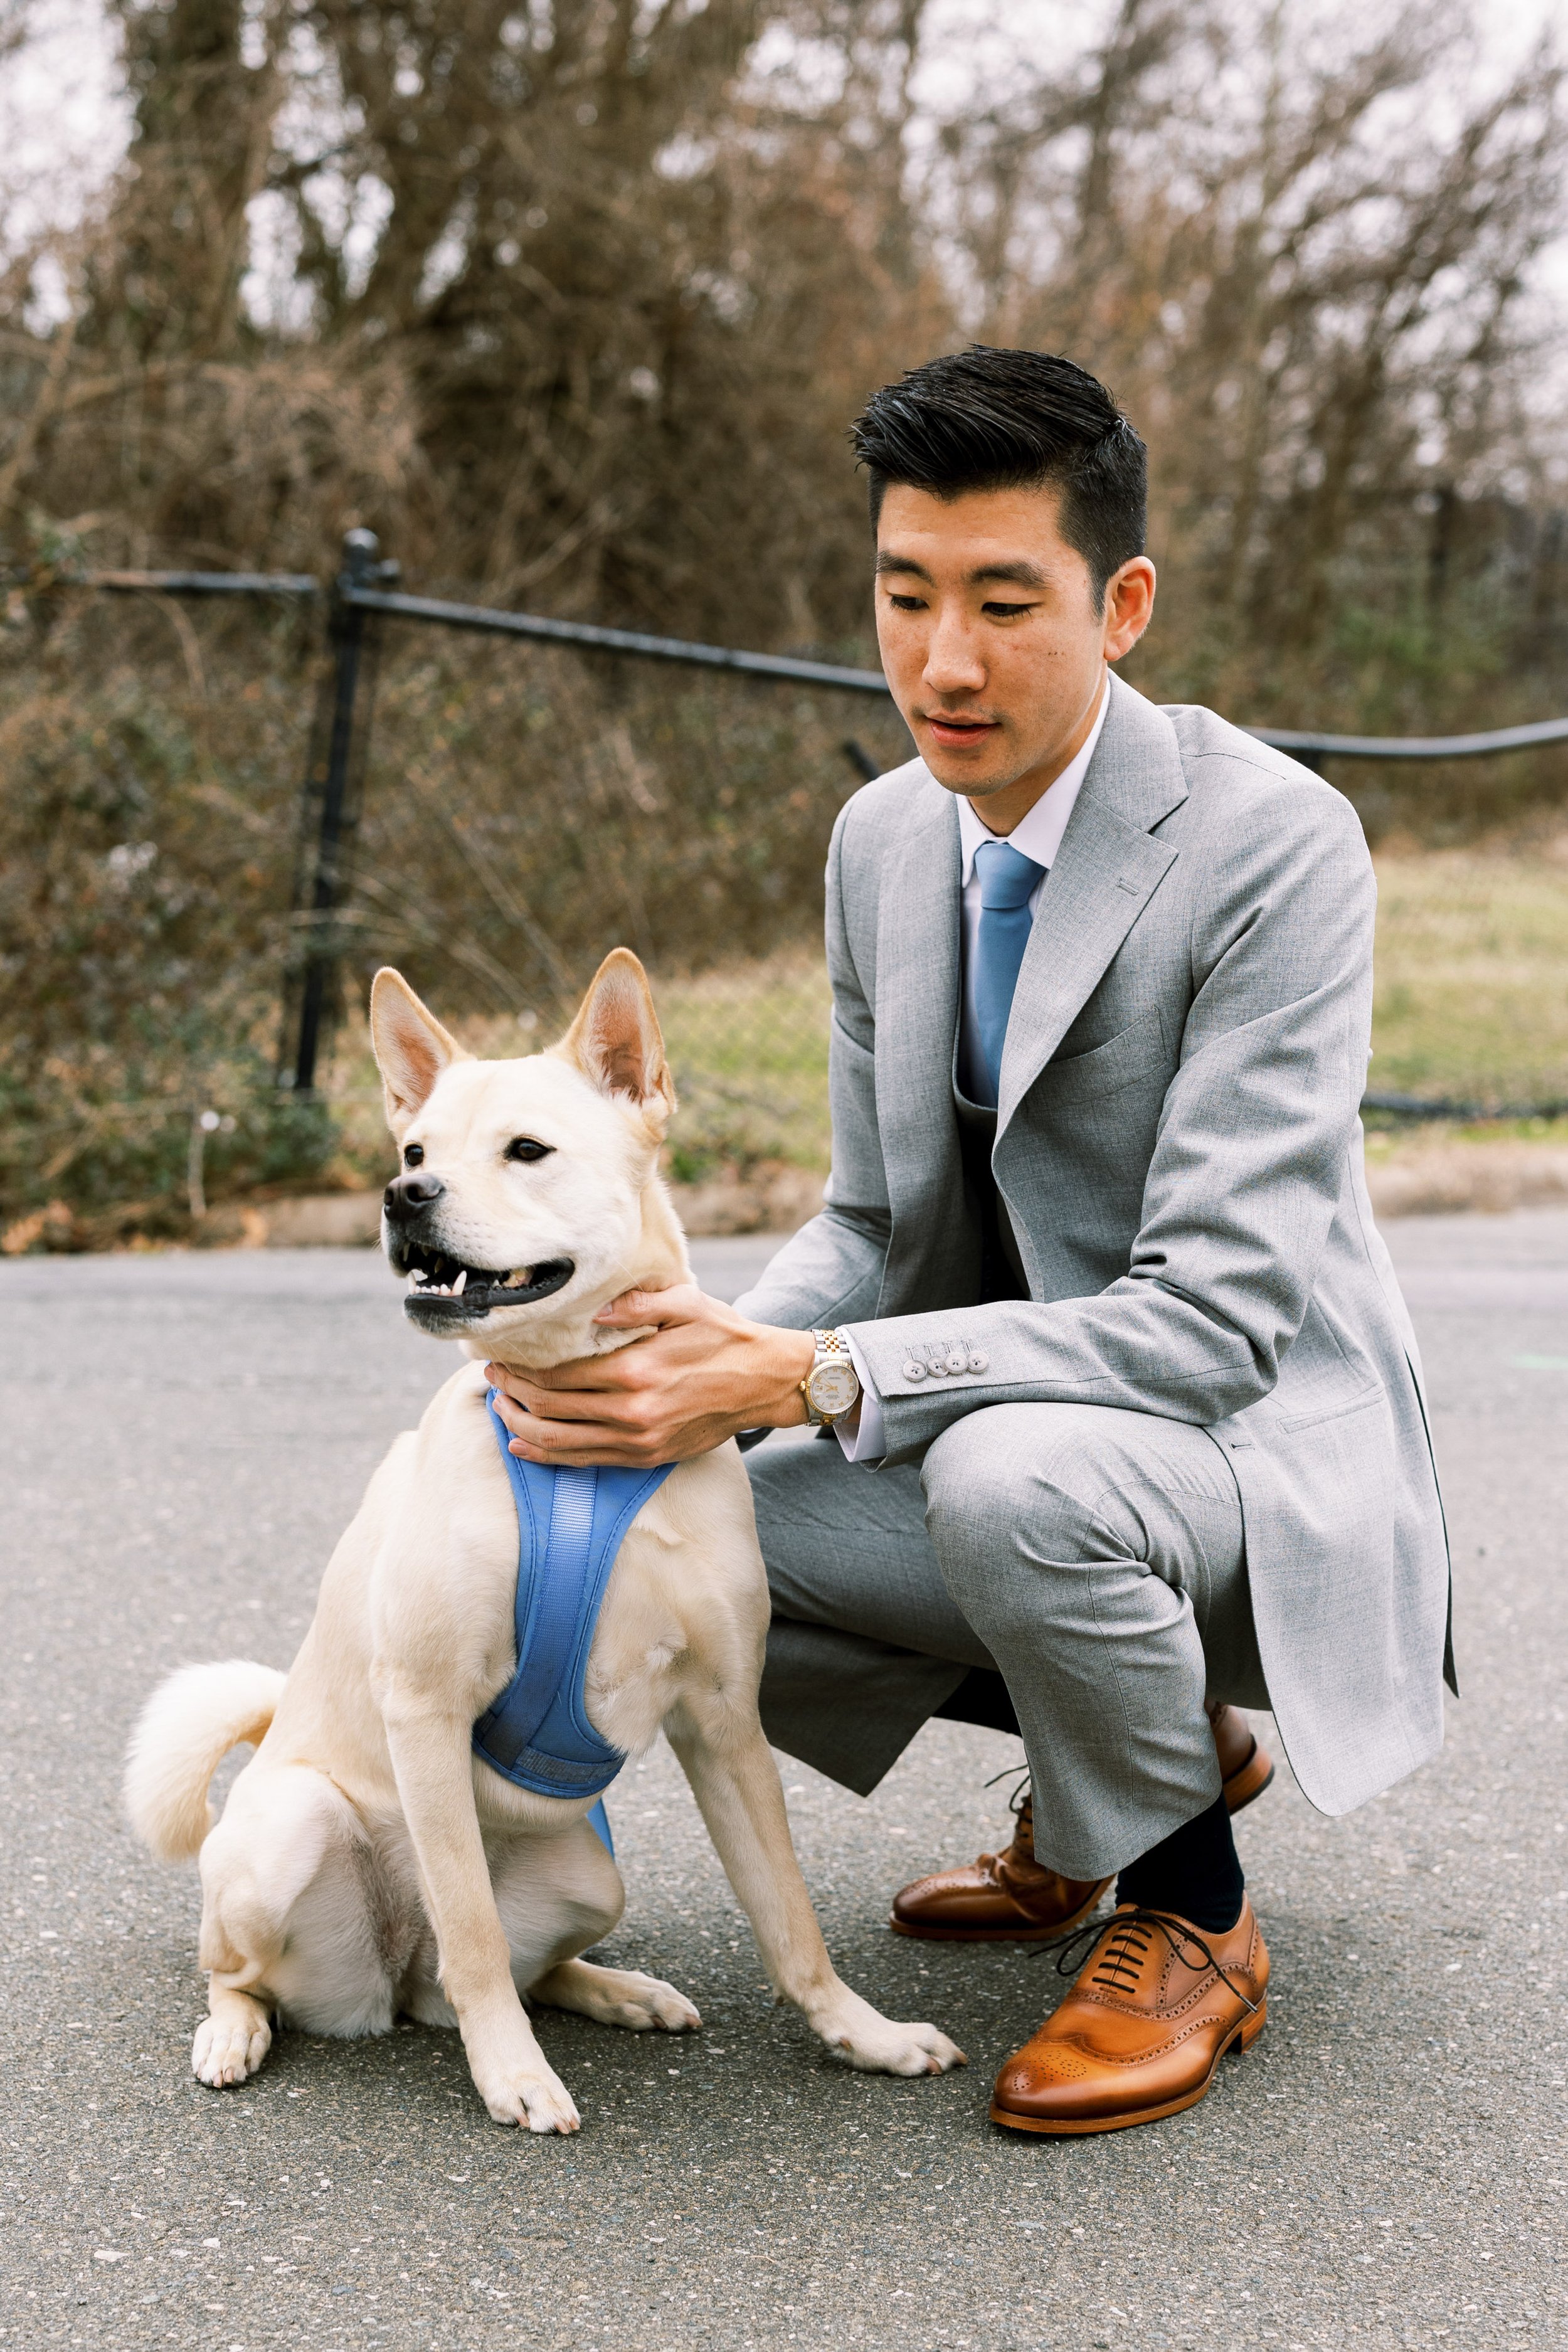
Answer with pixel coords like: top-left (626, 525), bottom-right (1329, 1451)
top-left (800, 1328), bottom-right (861, 1426)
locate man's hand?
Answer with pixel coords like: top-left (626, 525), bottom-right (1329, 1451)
top-left (485, 1285), bottom-right (818, 1467)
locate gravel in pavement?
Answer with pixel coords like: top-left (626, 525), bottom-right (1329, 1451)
top-left (1, 1216), bottom-right (1565, 2349)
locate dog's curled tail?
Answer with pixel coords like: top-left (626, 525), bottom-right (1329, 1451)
top-left (124, 1660), bottom-right (285, 1861)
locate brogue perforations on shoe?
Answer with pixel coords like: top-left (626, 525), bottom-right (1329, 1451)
top-left (988, 1897), bottom-right (1270, 2136)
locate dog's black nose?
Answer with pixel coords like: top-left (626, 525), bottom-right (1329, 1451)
top-left (384, 1170), bottom-right (446, 1218)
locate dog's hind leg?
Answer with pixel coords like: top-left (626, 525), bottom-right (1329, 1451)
top-left (490, 1821), bottom-right (701, 2034)
top-left (531, 1957), bottom-right (701, 2033)
top-left (194, 1761), bottom-right (381, 2085)
top-left (194, 1989), bottom-right (273, 2089)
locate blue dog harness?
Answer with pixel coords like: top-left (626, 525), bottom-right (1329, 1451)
top-left (472, 1391), bottom-right (675, 1856)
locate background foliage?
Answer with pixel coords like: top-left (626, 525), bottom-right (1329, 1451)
top-left (4, 0), bottom-right (1568, 1234)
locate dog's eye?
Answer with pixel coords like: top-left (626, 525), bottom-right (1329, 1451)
top-left (504, 1136), bottom-right (554, 1164)
top-left (403, 1143), bottom-right (425, 1168)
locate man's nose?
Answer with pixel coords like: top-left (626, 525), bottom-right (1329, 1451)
top-left (923, 615), bottom-right (987, 696)
top-left (384, 1170), bottom-right (446, 1217)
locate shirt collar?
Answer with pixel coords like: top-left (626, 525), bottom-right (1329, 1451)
top-left (955, 674), bottom-right (1110, 889)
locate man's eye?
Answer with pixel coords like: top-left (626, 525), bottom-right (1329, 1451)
top-left (885, 593), bottom-right (926, 610)
top-left (504, 1136), bottom-right (554, 1164)
top-left (983, 601), bottom-right (1036, 618)
top-left (403, 1143), bottom-right (424, 1167)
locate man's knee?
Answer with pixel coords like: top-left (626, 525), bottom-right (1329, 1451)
top-left (921, 1402), bottom-right (1120, 1598)
top-left (922, 1402), bottom-right (1245, 1640)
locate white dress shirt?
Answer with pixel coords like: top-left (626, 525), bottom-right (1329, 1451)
top-left (835, 678), bottom-right (1110, 1464)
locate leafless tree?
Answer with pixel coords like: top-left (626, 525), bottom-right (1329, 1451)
top-left (4, 0), bottom-right (1568, 1239)
top-left (930, 1), bottom-right (1567, 711)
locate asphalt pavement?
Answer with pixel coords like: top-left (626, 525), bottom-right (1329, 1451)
top-left (2, 1212), bottom-right (1565, 2351)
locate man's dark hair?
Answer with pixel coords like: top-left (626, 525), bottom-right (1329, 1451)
top-left (849, 346), bottom-right (1147, 606)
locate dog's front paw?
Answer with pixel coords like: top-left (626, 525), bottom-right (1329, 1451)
top-left (192, 2011), bottom-right (272, 2088)
top-left (849, 2018), bottom-right (967, 2077)
top-left (812, 1993), bottom-right (967, 2077)
top-left (472, 2054), bottom-right (581, 2135)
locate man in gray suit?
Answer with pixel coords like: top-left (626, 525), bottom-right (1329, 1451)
top-left (488, 345), bottom-right (1451, 2136)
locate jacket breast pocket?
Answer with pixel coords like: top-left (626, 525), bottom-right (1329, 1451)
top-left (1037, 1007), bottom-right (1170, 1103)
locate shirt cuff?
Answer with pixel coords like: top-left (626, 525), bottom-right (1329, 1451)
top-left (834, 1332), bottom-right (886, 1465)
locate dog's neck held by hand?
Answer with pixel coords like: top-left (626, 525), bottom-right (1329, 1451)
top-left (460, 1164), bottom-right (691, 1376)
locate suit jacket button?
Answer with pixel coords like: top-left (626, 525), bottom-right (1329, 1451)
top-left (967, 1352), bottom-right (988, 1373)
top-left (945, 1349), bottom-right (967, 1374)
top-left (904, 1361), bottom-right (926, 1381)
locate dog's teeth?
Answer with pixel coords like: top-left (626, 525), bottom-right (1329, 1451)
top-left (452, 1269), bottom-right (467, 1296)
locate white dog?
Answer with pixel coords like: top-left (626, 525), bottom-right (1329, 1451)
top-left (125, 951), bottom-right (964, 2133)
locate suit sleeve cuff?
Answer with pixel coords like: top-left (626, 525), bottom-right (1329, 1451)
top-left (833, 1332), bottom-right (886, 1465)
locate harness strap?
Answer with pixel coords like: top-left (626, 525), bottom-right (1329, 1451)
top-left (472, 1391), bottom-right (675, 1811)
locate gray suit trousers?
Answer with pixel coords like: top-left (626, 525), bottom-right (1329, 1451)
top-left (750, 1401), bottom-right (1269, 1880)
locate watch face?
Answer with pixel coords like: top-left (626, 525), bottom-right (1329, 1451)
top-left (808, 1360), bottom-right (860, 1416)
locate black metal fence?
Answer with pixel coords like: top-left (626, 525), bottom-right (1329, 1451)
top-left (69, 528), bottom-right (1568, 1126)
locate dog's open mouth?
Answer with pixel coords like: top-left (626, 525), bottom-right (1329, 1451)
top-left (396, 1241), bottom-right (575, 1323)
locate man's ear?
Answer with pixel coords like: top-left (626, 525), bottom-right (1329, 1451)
top-left (558, 948), bottom-right (676, 1129)
top-left (369, 968), bottom-right (470, 1135)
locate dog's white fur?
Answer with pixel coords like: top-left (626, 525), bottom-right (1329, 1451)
top-left (125, 951), bottom-right (963, 2131)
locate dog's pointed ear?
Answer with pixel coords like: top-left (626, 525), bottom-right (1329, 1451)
top-left (369, 968), bottom-right (470, 1133)
top-left (559, 949), bottom-right (676, 1129)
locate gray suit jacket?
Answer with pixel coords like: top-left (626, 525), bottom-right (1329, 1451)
top-left (738, 671), bottom-right (1451, 1818)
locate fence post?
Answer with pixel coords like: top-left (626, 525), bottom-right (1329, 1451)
top-left (290, 529), bottom-right (384, 1094)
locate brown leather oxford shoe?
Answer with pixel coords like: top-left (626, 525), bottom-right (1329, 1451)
top-left (988, 1897), bottom-right (1269, 2136)
top-left (890, 1703), bottom-right (1273, 1943)
top-left (1210, 1701), bottom-right (1274, 1812)
top-left (890, 1789), bottom-right (1110, 1942)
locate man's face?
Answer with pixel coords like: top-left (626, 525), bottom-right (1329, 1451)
top-left (873, 481), bottom-right (1155, 823)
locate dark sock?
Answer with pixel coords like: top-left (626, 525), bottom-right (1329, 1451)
top-left (931, 1667), bottom-right (1020, 1737)
top-left (1116, 1793), bottom-right (1244, 1933)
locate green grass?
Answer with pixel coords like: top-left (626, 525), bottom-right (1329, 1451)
top-left (1370, 848), bottom-right (1568, 1110)
top-left (656, 956), bottom-right (833, 1177)
top-left (320, 846), bottom-right (1568, 1195)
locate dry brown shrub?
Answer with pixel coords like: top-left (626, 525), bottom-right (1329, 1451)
top-left (6, 0), bottom-right (1568, 1237)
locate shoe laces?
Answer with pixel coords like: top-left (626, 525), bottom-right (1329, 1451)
top-left (982, 1759), bottom-right (1032, 1826)
top-left (1037, 1905), bottom-right (1262, 2016)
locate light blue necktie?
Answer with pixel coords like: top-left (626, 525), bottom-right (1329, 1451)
top-left (971, 837), bottom-right (1046, 1108)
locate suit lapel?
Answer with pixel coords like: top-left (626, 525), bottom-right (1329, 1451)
top-left (995, 675), bottom-right (1188, 1142)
